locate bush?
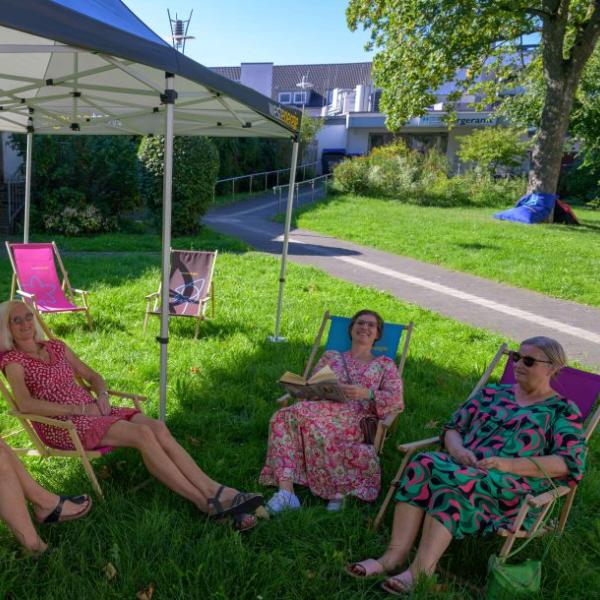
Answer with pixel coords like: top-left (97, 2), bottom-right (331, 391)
top-left (332, 156), bottom-right (371, 194)
top-left (9, 134), bottom-right (141, 234)
top-left (138, 136), bottom-right (220, 235)
top-left (332, 142), bottom-right (525, 207)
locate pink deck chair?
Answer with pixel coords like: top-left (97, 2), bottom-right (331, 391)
top-left (6, 241), bottom-right (92, 331)
top-left (144, 249), bottom-right (217, 339)
top-left (374, 344), bottom-right (600, 558)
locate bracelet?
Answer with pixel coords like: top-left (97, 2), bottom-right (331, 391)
top-left (368, 390), bottom-right (375, 401)
top-left (81, 404), bottom-right (86, 416)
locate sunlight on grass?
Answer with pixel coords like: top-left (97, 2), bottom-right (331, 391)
top-left (292, 194), bottom-right (600, 308)
top-left (0, 231), bottom-right (598, 598)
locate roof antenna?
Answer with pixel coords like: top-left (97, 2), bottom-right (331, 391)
top-left (168, 9), bottom-right (195, 54)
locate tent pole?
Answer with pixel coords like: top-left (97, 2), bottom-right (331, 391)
top-left (270, 139), bottom-right (299, 342)
top-left (23, 131), bottom-right (33, 243)
top-left (159, 74), bottom-right (176, 421)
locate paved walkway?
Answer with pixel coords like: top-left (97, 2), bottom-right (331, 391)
top-left (206, 190), bottom-right (600, 369)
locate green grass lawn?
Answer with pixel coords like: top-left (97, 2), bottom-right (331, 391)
top-left (290, 194), bottom-right (600, 308)
top-left (0, 231), bottom-right (598, 599)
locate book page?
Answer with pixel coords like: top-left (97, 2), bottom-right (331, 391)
top-left (307, 365), bottom-right (338, 385)
top-left (279, 371), bottom-right (307, 385)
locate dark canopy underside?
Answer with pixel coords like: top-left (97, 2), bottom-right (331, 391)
top-left (0, 0), bottom-right (301, 138)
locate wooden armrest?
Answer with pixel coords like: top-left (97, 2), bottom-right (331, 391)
top-left (276, 392), bottom-right (291, 406)
top-left (145, 292), bottom-right (159, 300)
top-left (397, 436), bottom-right (440, 453)
top-left (380, 412), bottom-right (400, 429)
top-left (16, 290), bottom-right (36, 299)
top-left (107, 390), bottom-right (147, 402)
top-left (72, 288), bottom-right (88, 295)
top-left (8, 411), bottom-right (75, 430)
top-left (527, 485), bottom-right (571, 508)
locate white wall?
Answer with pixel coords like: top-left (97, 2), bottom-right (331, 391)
top-left (346, 129), bottom-right (370, 155)
top-left (316, 124), bottom-right (347, 157)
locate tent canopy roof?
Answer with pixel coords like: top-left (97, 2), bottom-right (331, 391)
top-left (0, 0), bottom-right (301, 138)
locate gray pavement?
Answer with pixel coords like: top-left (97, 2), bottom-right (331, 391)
top-left (206, 189), bottom-right (600, 369)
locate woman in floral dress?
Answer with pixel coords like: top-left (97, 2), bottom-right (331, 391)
top-left (260, 309), bottom-right (404, 513)
top-left (0, 300), bottom-right (263, 531)
top-left (346, 336), bottom-right (587, 596)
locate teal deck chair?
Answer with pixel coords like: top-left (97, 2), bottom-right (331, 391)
top-left (277, 311), bottom-right (413, 454)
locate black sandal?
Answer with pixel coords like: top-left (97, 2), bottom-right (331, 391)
top-left (207, 486), bottom-right (264, 519)
top-left (38, 495), bottom-right (92, 524)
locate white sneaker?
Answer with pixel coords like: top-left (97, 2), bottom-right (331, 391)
top-left (326, 495), bottom-right (345, 512)
top-left (266, 490), bottom-right (301, 514)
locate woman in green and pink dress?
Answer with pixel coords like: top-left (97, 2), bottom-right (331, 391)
top-left (260, 309), bottom-right (404, 513)
top-left (346, 336), bottom-right (587, 595)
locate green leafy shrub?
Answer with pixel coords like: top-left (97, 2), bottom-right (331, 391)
top-left (138, 136), bottom-right (220, 235)
top-left (332, 156), bottom-right (371, 194)
top-left (9, 134), bottom-right (141, 234)
top-left (457, 127), bottom-right (532, 174)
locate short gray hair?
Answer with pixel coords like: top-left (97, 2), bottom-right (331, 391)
top-left (521, 336), bottom-right (568, 371)
top-left (0, 300), bottom-right (46, 351)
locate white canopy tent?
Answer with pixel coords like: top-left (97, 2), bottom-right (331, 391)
top-left (0, 0), bottom-right (302, 419)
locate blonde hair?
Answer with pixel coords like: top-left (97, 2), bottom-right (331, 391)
top-left (0, 300), bottom-right (46, 351)
top-left (521, 336), bottom-right (568, 372)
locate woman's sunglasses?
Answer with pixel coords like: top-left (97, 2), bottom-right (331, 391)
top-left (511, 352), bottom-right (552, 368)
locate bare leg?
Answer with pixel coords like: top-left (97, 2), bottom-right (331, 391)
top-left (0, 446), bottom-right (45, 553)
top-left (348, 502), bottom-right (425, 576)
top-left (279, 479), bottom-right (295, 494)
top-left (0, 442), bottom-right (88, 521)
top-left (100, 420), bottom-right (210, 510)
top-left (409, 514), bottom-right (453, 576)
top-left (129, 415), bottom-right (249, 505)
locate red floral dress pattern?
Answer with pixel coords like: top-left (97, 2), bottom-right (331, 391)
top-left (259, 350), bottom-right (404, 501)
top-left (0, 340), bottom-right (139, 451)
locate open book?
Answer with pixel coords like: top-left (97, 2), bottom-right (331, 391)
top-left (279, 366), bottom-right (347, 402)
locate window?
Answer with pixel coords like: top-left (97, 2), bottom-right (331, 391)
top-left (278, 92), bottom-right (292, 104)
top-left (293, 91), bottom-right (307, 105)
top-left (326, 89), bottom-right (334, 105)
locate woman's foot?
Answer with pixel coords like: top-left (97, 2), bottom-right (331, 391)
top-left (346, 546), bottom-right (407, 579)
top-left (34, 494), bottom-right (92, 524)
top-left (231, 512), bottom-right (258, 532)
top-left (266, 489), bottom-right (301, 514)
top-left (381, 569), bottom-right (415, 596)
top-left (326, 494), bottom-right (345, 512)
top-left (206, 486), bottom-right (263, 518)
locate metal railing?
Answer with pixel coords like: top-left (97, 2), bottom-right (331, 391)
top-left (273, 173), bottom-right (333, 213)
top-left (214, 161), bottom-right (319, 201)
top-left (6, 175), bottom-right (25, 230)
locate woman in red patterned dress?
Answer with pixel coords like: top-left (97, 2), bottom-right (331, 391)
top-left (260, 309), bottom-right (404, 513)
top-left (0, 301), bottom-right (262, 531)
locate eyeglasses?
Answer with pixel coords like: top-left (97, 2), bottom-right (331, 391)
top-left (355, 319), bottom-right (378, 328)
top-left (10, 313), bottom-right (34, 326)
top-left (511, 352), bottom-right (552, 368)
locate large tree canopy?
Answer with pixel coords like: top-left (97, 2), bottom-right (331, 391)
top-left (348, 0), bottom-right (600, 198)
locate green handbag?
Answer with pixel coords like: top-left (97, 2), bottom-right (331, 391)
top-left (486, 458), bottom-right (559, 600)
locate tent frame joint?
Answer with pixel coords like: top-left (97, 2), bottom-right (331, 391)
top-left (160, 89), bottom-right (178, 105)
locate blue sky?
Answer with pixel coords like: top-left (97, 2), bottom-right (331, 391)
top-left (123, 0), bottom-right (373, 66)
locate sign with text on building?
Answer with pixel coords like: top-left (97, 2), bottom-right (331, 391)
top-left (407, 113), bottom-right (497, 127)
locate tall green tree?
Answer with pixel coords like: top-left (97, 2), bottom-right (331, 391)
top-left (347, 0), bottom-right (600, 198)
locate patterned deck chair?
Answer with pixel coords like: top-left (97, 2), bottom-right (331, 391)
top-left (0, 319), bottom-right (146, 498)
top-left (373, 344), bottom-right (600, 560)
top-left (277, 311), bottom-right (414, 454)
top-left (6, 241), bottom-right (92, 332)
top-left (144, 249), bottom-right (217, 339)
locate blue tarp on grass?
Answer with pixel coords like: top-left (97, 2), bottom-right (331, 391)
top-left (494, 193), bottom-right (558, 224)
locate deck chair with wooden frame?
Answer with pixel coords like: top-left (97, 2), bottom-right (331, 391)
top-left (144, 249), bottom-right (217, 339)
top-left (373, 344), bottom-right (600, 561)
top-left (6, 241), bottom-right (92, 331)
top-left (0, 320), bottom-right (147, 498)
top-left (277, 311), bottom-right (414, 455)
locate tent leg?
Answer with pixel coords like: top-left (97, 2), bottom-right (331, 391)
top-left (158, 74), bottom-right (176, 422)
top-left (23, 131), bottom-right (33, 243)
top-left (269, 139), bottom-right (299, 343)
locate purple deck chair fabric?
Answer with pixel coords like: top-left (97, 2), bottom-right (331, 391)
top-left (494, 193), bottom-right (558, 225)
top-left (10, 243), bottom-right (84, 312)
top-left (500, 353), bottom-right (600, 419)
top-left (167, 251), bottom-right (215, 316)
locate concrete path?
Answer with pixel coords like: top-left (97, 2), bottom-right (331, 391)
top-left (206, 189), bottom-right (600, 369)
